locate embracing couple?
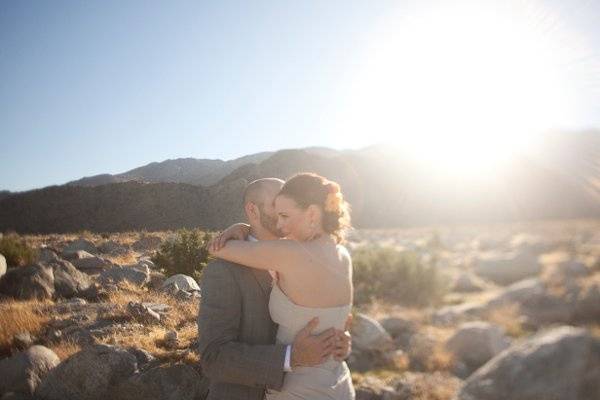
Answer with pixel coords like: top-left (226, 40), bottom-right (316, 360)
top-left (197, 172), bottom-right (356, 399)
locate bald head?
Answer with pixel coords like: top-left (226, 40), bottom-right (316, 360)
top-left (243, 178), bottom-right (285, 208)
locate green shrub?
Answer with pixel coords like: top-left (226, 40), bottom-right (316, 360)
top-left (151, 229), bottom-right (211, 280)
top-left (0, 233), bottom-right (38, 267)
top-left (352, 246), bottom-right (447, 307)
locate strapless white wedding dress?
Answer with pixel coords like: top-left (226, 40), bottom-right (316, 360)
top-left (266, 283), bottom-right (355, 400)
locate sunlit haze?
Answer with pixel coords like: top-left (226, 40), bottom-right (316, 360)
top-left (334, 0), bottom-right (595, 176)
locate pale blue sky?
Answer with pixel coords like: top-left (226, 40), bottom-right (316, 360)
top-left (1, 0), bottom-right (599, 191)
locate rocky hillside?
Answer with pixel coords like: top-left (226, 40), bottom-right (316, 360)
top-left (66, 152), bottom-right (274, 187)
top-left (1, 133), bottom-right (599, 234)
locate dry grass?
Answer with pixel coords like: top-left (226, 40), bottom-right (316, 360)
top-left (484, 303), bottom-right (527, 337)
top-left (0, 299), bottom-right (51, 356)
top-left (104, 252), bottom-right (139, 266)
top-left (98, 281), bottom-right (199, 363)
top-left (47, 339), bottom-right (82, 360)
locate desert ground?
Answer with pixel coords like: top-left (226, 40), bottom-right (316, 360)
top-left (1, 218), bottom-right (599, 400)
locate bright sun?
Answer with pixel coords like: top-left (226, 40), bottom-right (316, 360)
top-left (335, 0), bottom-right (583, 176)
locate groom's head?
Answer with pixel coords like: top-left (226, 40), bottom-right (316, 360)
top-left (243, 178), bottom-right (285, 239)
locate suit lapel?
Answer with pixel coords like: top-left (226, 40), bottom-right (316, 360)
top-left (251, 269), bottom-right (273, 298)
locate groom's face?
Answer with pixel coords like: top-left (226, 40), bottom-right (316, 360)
top-left (257, 186), bottom-right (284, 238)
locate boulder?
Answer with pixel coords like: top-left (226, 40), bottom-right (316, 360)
top-left (445, 321), bottom-right (511, 377)
top-left (0, 345), bottom-right (60, 396)
top-left (49, 259), bottom-right (92, 298)
top-left (62, 239), bottom-right (97, 256)
top-left (72, 254), bottom-right (115, 273)
top-left (98, 241), bottom-right (129, 255)
top-left (473, 250), bottom-right (541, 285)
top-left (351, 313), bottom-right (394, 352)
top-left (62, 250), bottom-right (94, 261)
top-left (451, 272), bottom-right (488, 292)
top-left (485, 278), bottom-right (545, 309)
top-left (126, 302), bottom-right (161, 325)
top-left (99, 264), bottom-right (150, 287)
top-left (13, 332), bottom-right (35, 350)
top-left (132, 236), bottom-right (162, 251)
top-left (0, 253), bottom-right (7, 278)
top-left (431, 302), bottom-right (486, 326)
top-left (573, 275), bottom-right (600, 322)
top-left (37, 248), bottom-right (60, 264)
top-left (457, 326), bottom-right (600, 400)
top-left (0, 263), bottom-right (54, 300)
top-left (113, 364), bottom-right (209, 400)
top-left (36, 344), bottom-right (138, 400)
top-left (161, 274), bottom-right (200, 292)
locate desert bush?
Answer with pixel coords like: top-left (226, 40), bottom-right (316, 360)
top-left (151, 229), bottom-right (211, 280)
top-left (352, 246), bottom-right (447, 307)
top-left (0, 233), bottom-right (38, 267)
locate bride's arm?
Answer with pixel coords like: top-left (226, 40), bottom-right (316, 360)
top-left (208, 239), bottom-right (300, 273)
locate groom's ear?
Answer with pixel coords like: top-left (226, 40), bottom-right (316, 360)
top-left (245, 201), bottom-right (259, 221)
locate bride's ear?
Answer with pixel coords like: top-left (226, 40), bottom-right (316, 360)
top-left (306, 204), bottom-right (321, 225)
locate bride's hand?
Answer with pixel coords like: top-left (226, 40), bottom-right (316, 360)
top-left (208, 223), bottom-right (251, 253)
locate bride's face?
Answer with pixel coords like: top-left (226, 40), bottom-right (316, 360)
top-left (275, 195), bottom-right (312, 241)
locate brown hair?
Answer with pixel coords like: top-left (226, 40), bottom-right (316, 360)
top-left (278, 172), bottom-right (351, 243)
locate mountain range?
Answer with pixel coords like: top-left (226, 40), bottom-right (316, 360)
top-left (1, 132), bottom-right (599, 233)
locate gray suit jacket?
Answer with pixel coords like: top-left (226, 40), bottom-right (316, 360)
top-left (197, 259), bottom-right (287, 400)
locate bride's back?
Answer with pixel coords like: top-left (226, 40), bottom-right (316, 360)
top-left (276, 240), bottom-right (353, 308)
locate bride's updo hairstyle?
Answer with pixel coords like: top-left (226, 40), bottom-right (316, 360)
top-left (278, 172), bottom-right (351, 243)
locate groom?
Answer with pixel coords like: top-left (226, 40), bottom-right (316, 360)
top-left (197, 178), bottom-right (351, 400)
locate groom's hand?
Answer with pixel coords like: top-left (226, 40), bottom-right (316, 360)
top-left (333, 313), bottom-right (353, 361)
top-left (290, 317), bottom-right (336, 368)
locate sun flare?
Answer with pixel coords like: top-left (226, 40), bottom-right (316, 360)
top-left (335, 0), bottom-right (585, 175)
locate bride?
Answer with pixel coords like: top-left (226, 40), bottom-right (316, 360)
top-left (208, 172), bottom-right (355, 399)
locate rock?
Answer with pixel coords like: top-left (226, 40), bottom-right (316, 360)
top-left (379, 317), bottom-right (417, 349)
top-left (573, 275), bottom-right (600, 322)
top-left (431, 302), bottom-right (486, 326)
top-left (113, 364), bottom-right (209, 400)
top-left (354, 376), bottom-right (397, 400)
top-left (37, 248), bottom-right (60, 263)
top-left (0, 345), bottom-right (60, 396)
top-left (137, 257), bottom-right (156, 269)
top-left (473, 250), bottom-right (541, 285)
top-left (509, 233), bottom-right (555, 254)
top-left (126, 348), bottom-right (155, 369)
top-left (131, 235), bottom-right (162, 251)
top-left (127, 302), bottom-right (161, 324)
top-left (457, 326), bottom-right (600, 400)
top-left (407, 332), bottom-right (438, 371)
top-left (542, 260), bottom-right (590, 285)
top-left (36, 344), bottom-right (138, 400)
top-left (164, 330), bottom-right (178, 349)
top-left (147, 271), bottom-right (166, 290)
top-left (62, 239), bottom-right (97, 256)
top-left (1, 253), bottom-right (7, 278)
top-left (451, 272), bottom-right (488, 292)
top-left (13, 332), bottom-right (35, 350)
top-left (445, 321), bottom-right (511, 377)
top-left (351, 313), bottom-right (394, 352)
top-left (485, 277), bottom-right (545, 309)
top-left (99, 265), bottom-right (150, 287)
top-left (98, 240), bottom-right (129, 255)
top-left (71, 254), bottom-right (114, 274)
top-left (49, 259), bottom-right (92, 298)
top-left (0, 263), bottom-right (55, 300)
top-left (161, 274), bottom-right (200, 292)
top-left (62, 250), bottom-right (94, 261)
top-left (379, 317), bottom-right (416, 338)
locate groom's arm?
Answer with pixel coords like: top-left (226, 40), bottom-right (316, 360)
top-left (197, 261), bottom-right (287, 390)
